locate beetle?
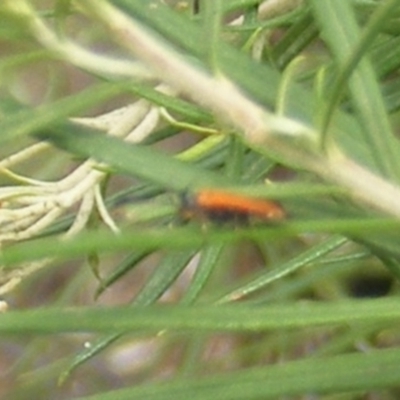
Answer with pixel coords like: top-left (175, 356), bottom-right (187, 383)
top-left (180, 189), bottom-right (285, 224)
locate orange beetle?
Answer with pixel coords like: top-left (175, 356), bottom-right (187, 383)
top-left (180, 189), bottom-right (285, 224)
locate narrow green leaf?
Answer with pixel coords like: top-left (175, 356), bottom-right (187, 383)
top-left (202, 0), bottom-right (223, 71)
top-left (2, 219), bottom-right (400, 268)
top-left (311, 0), bottom-right (400, 179)
top-left (74, 347), bottom-right (400, 399)
top-left (95, 250), bottom-right (152, 297)
top-left (272, 11), bottom-right (318, 69)
top-left (218, 235), bottom-right (348, 302)
top-left (36, 122), bottom-right (226, 191)
top-left (0, 82), bottom-right (125, 143)
top-left (133, 250), bottom-right (197, 305)
top-left (182, 244), bottom-right (225, 304)
top-left (1, 298), bottom-right (400, 333)
top-left (61, 250), bottom-right (196, 382)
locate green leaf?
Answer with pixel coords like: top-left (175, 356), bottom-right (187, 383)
top-left (0, 82), bottom-right (126, 143)
top-left (75, 347), bottom-right (400, 399)
top-left (36, 122), bottom-right (226, 191)
top-left (60, 249), bottom-right (197, 382)
top-left (310, 0), bottom-right (400, 179)
top-left (1, 298), bottom-right (400, 333)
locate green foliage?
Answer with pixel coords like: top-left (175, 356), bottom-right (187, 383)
top-left (1, 0), bottom-right (400, 399)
